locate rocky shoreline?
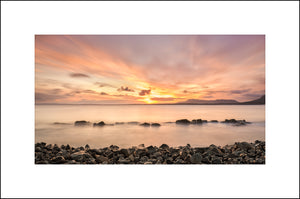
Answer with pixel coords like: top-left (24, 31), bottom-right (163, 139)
top-left (35, 140), bottom-right (265, 164)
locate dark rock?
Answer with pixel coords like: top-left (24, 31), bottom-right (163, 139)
top-left (191, 153), bottom-right (202, 164)
top-left (191, 119), bottom-right (202, 124)
top-left (176, 119), bottom-right (191, 125)
top-left (210, 120), bottom-right (218, 123)
top-left (202, 120), bottom-right (208, 123)
top-left (95, 155), bottom-right (108, 163)
top-left (224, 119), bottom-right (237, 123)
top-left (166, 157), bottom-right (173, 164)
top-left (74, 120), bottom-right (89, 126)
top-left (35, 147), bottom-right (42, 152)
top-left (51, 156), bottom-right (66, 164)
top-left (146, 145), bottom-right (156, 154)
top-left (208, 144), bottom-right (223, 155)
top-left (140, 122), bottom-right (150, 127)
top-left (159, 144), bottom-right (169, 150)
top-left (194, 147), bottom-right (209, 154)
top-left (66, 144), bottom-right (70, 150)
top-left (235, 142), bottom-right (254, 151)
top-left (140, 156), bottom-right (148, 163)
top-left (53, 122), bottom-right (70, 125)
top-left (127, 121), bottom-right (139, 125)
top-left (151, 123), bottom-right (161, 127)
top-left (85, 144), bottom-right (90, 149)
top-left (115, 122), bottom-right (125, 125)
top-left (212, 157), bottom-right (222, 164)
top-left (128, 154), bottom-right (135, 162)
top-left (109, 145), bottom-right (119, 152)
top-left (138, 144), bottom-right (145, 149)
top-left (118, 158), bottom-right (130, 164)
top-left (93, 121), bottom-right (105, 127)
top-left (202, 157), bottom-right (211, 164)
top-left (120, 149), bottom-right (129, 157)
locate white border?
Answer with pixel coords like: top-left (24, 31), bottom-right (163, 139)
top-left (1, 1), bottom-right (299, 198)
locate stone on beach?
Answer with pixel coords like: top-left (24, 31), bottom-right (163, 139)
top-left (35, 140), bottom-right (265, 164)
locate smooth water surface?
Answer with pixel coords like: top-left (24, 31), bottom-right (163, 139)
top-left (35, 105), bottom-right (265, 148)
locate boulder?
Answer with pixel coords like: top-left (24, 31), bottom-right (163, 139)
top-left (210, 120), bottom-right (218, 123)
top-left (235, 142), bottom-right (254, 151)
top-left (146, 145), bottom-right (156, 154)
top-left (74, 120), bottom-right (89, 126)
top-left (51, 156), bottom-right (66, 164)
top-left (120, 148), bottom-right (129, 157)
top-left (191, 119), bottom-right (202, 124)
top-left (176, 119), bottom-right (191, 125)
top-left (35, 147), bottom-right (42, 152)
top-left (128, 154), bottom-right (135, 162)
top-left (70, 151), bottom-right (92, 161)
top-left (191, 153), bottom-right (202, 164)
top-left (159, 144), bottom-right (169, 150)
top-left (118, 158), bottom-right (130, 164)
top-left (140, 122), bottom-right (150, 127)
top-left (93, 121), bottom-right (105, 127)
top-left (151, 123), bottom-right (161, 127)
top-left (109, 145), bottom-right (119, 152)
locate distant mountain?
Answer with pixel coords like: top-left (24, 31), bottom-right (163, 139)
top-left (175, 95), bottom-right (265, 105)
top-left (241, 95), bottom-right (265, 104)
top-left (176, 99), bottom-right (239, 105)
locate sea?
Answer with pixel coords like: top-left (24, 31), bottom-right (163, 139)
top-left (35, 104), bottom-right (265, 148)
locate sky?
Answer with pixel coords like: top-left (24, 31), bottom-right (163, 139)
top-left (35, 35), bottom-right (265, 104)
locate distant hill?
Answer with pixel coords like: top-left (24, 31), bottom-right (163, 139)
top-left (175, 95), bottom-right (265, 105)
top-left (240, 95), bottom-right (265, 104)
top-left (176, 99), bottom-right (239, 105)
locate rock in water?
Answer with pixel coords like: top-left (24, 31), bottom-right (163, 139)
top-left (74, 120), bottom-right (89, 126)
top-left (176, 119), bottom-right (191, 125)
top-left (191, 119), bottom-right (203, 124)
top-left (140, 122), bottom-right (150, 127)
top-left (210, 120), bottom-right (218, 123)
top-left (93, 121), bottom-right (105, 127)
top-left (151, 123), bottom-right (161, 127)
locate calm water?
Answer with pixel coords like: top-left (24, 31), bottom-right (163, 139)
top-left (35, 105), bottom-right (265, 148)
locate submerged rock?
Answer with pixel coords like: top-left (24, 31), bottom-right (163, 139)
top-left (191, 119), bottom-right (203, 124)
top-left (151, 123), bottom-right (161, 127)
top-left (176, 119), bottom-right (191, 125)
top-left (74, 120), bottom-right (90, 126)
top-left (210, 120), bottom-right (218, 123)
top-left (140, 122), bottom-right (150, 127)
top-left (127, 121), bottom-right (139, 125)
top-left (93, 121), bottom-right (105, 127)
